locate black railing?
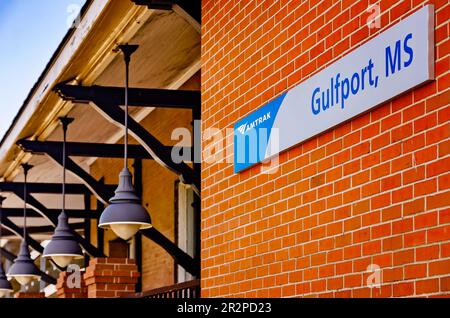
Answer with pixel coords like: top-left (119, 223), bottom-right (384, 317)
top-left (123, 279), bottom-right (200, 298)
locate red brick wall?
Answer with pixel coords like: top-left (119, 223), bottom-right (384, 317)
top-left (201, 0), bottom-right (450, 297)
top-left (84, 258), bottom-right (139, 298)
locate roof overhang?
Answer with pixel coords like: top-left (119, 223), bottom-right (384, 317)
top-left (0, 0), bottom-right (200, 237)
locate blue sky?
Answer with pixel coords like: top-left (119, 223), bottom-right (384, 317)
top-left (0, 0), bottom-right (86, 139)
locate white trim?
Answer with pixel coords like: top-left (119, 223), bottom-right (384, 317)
top-left (6, 274), bottom-right (40, 278)
top-left (98, 221), bottom-right (152, 228)
top-left (42, 254), bottom-right (84, 258)
top-left (177, 182), bottom-right (194, 283)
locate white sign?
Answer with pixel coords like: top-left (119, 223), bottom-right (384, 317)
top-left (234, 5), bottom-right (435, 172)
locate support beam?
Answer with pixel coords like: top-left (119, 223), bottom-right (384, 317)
top-left (7, 189), bottom-right (105, 258)
top-left (131, 0), bottom-right (172, 10)
top-left (174, 0), bottom-right (201, 24)
top-left (1, 208), bottom-right (100, 219)
top-left (22, 192), bottom-right (58, 226)
top-left (0, 181), bottom-right (115, 195)
top-left (53, 83), bottom-right (200, 194)
top-left (54, 84), bottom-right (200, 110)
top-left (94, 101), bottom-right (200, 194)
top-left (1, 216), bottom-right (66, 271)
top-left (0, 247), bottom-right (56, 285)
top-left (0, 216), bottom-right (44, 253)
top-left (49, 154), bottom-right (113, 205)
top-left (131, 0), bottom-right (201, 23)
top-left (1, 222), bottom-right (86, 236)
top-left (17, 139), bottom-right (116, 205)
top-left (16, 143), bottom-right (115, 205)
top-left (17, 140), bottom-right (191, 161)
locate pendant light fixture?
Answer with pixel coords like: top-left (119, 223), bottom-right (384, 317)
top-left (43, 117), bottom-right (83, 268)
top-left (7, 164), bottom-right (41, 286)
top-left (0, 196), bottom-right (13, 298)
top-left (98, 44), bottom-right (152, 240)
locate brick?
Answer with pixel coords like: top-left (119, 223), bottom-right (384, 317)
top-left (414, 179), bottom-right (437, 197)
top-left (427, 225), bottom-right (450, 243)
top-left (439, 173), bottom-right (450, 190)
top-left (393, 249), bottom-right (414, 266)
top-left (392, 218), bottom-right (413, 234)
top-left (426, 124), bottom-right (450, 146)
top-left (414, 113), bottom-right (437, 133)
top-left (344, 274), bottom-right (362, 288)
top-left (383, 267), bottom-right (403, 283)
top-left (414, 211), bottom-right (438, 229)
top-left (416, 245), bottom-right (439, 261)
top-left (429, 259), bottom-right (450, 276)
top-left (416, 279), bottom-right (439, 295)
top-left (427, 191), bottom-right (450, 210)
top-left (362, 240), bottom-right (381, 256)
top-left (441, 277), bottom-right (450, 292)
top-left (392, 123), bottom-right (413, 142)
top-left (404, 230), bottom-right (426, 247)
top-left (403, 166), bottom-right (425, 185)
top-left (405, 264), bottom-right (427, 279)
top-left (393, 282), bottom-right (414, 297)
top-left (381, 174), bottom-right (401, 191)
top-left (403, 198), bottom-right (425, 216)
top-left (427, 90), bottom-right (450, 111)
top-left (427, 157), bottom-right (450, 177)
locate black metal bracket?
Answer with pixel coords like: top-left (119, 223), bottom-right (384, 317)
top-left (131, 0), bottom-right (201, 23)
top-left (1, 221), bottom-right (85, 236)
top-left (0, 247), bottom-right (56, 285)
top-left (3, 188), bottom-right (105, 258)
top-left (1, 208), bottom-right (100, 219)
top-left (53, 84), bottom-right (200, 193)
top-left (17, 140), bottom-right (191, 160)
top-left (0, 181), bottom-right (115, 195)
top-left (0, 215), bottom-right (45, 253)
top-left (23, 191), bottom-right (59, 225)
top-left (16, 140), bottom-right (115, 206)
top-left (53, 84), bottom-right (200, 110)
top-left (131, 0), bottom-right (173, 10)
top-left (97, 101), bottom-right (200, 194)
top-left (0, 215), bottom-right (68, 271)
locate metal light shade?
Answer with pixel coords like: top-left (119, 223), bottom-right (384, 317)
top-left (43, 212), bottom-right (83, 268)
top-left (7, 240), bottom-right (41, 286)
top-left (0, 265), bottom-right (13, 298)
top-left (99, 167), bottom-right (152, 240)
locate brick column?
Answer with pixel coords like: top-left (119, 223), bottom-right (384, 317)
top-left (56, 271), bottom-right (87, 298)
top-left (84, 258), bottom-right (139, 298)
top-left (14, 292), bottom-right (45, 298)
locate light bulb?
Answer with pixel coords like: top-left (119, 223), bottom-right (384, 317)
top-left (14, 275), bottom-right (37, 286)
top-left (51, 255), bottom-right (75, 268)
top-left (110, 223), bottom-right (142, 240)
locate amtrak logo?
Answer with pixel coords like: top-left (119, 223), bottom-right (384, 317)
top-left (237, 124), bottom-right (247, 134)
top-left (236, 111), bottom-right (271, 134)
